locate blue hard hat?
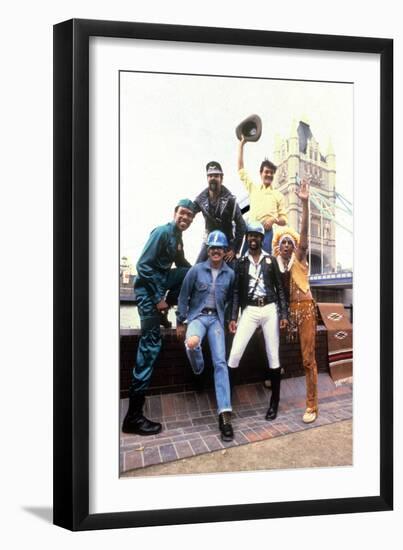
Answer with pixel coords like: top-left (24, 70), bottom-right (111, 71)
top-left (246, 221), bottom-right (265, 236)
top-left (206, 230), bottom-right (228, 248)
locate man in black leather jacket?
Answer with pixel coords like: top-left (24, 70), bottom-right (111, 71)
top-left (228, 221), bottom-right (288, 420)
top-left (193, 161), bottom-right (246, 265)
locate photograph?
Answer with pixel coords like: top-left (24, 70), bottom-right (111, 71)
top-left (1, 0), bottom-right (399, 544)
top-left (52, 17), bottom-right (393, 530)
top-left (119, 71), bottom-right (354, 477)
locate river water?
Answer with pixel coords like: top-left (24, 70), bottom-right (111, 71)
top-left (120, 304), bottom-right (177, 329)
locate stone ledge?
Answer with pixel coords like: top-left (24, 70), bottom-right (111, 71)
top-left (120, 326), bottom-right (329, 397)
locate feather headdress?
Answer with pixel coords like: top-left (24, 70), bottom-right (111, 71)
top-left (272, 226), bottom-right (300, 257)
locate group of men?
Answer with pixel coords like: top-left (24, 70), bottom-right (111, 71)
top-left (122, 138), bottom-right (319, 442)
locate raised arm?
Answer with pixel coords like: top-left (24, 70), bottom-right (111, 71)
top-left (295, 180), bottom-right (309, 261)
top-left (238, 137), bottom-right (254, 194)
top-left (237, 135), bottom-right (246, 171)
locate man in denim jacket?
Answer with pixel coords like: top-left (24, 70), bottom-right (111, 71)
top-left (176, 230), bottom-right (235, 441)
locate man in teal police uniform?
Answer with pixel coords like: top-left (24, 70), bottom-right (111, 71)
top-left (122, 199), bottom-right (195, 436)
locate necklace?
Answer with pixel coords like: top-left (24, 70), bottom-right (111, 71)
top-left (279, 255), bottom-right (291, 272)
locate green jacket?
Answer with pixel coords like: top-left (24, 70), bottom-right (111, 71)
top-left (135, 221), bottom-right (191, 304)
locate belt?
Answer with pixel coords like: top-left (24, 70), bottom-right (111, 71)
top-left (201, 307), bottom-right (217, 315)
top-left (247, 296), bottom-right (271, 307)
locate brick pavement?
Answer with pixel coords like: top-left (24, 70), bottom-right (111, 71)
top-left (120, 373), bottom-right (352, 474)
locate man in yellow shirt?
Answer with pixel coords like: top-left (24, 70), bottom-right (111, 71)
top-left (238, 136), bottom-right (287, 253)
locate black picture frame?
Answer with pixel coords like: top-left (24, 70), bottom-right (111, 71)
top-left (53, 18), bottom-right (393, 531)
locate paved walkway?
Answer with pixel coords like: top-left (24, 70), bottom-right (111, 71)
top-left (123, 420), bottom-right (352, 476)
top-left (120, 373), bottom-right (352, 474)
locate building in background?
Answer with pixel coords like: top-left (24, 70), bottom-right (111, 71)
top-left (120, 256), bottom-right (136, 301)
top-left (274, 118), bottom-right (336, 274)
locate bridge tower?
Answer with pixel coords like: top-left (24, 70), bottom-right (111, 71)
top-left (274, 117), bottom-right (336, 274)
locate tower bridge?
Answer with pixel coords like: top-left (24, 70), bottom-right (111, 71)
top-left (238, 118), bottom-right (353, 312)
top-left (240, 118), bottom-right (352, 278)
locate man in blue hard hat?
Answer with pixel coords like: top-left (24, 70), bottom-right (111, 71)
top-left (176, 230), bottom-right (235, 441)
top-left (193, 161), bottom-right (246, 266)
top-left (122, 199), bottom-right (195, 436)
top-left (228, 221), bottom-right (288, 421)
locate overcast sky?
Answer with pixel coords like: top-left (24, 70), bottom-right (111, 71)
top-left (120, 71), bottom-right (353, 269)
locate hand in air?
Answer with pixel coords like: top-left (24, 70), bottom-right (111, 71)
top-left (296, 180), bottom-right (309, 202)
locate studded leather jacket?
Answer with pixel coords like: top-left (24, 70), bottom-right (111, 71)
top-left (193, 185), bottom-right (246, 254)
top-left (231, 254), bottom-right (288, 321)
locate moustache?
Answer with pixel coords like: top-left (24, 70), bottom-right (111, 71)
top-left (209, 181), bottom-right (218, 191)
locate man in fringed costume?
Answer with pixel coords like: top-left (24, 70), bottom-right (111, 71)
top-left (272, 180), bottom-right (319, 423)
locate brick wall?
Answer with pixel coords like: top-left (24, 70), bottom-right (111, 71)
top-left (120, 326), bottom-right (329, 397)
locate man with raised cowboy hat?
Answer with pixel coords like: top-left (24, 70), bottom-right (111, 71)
top-left (122, 199), bottom-right (195, 436)
top-left (237, 135), bottom-right (287, 254)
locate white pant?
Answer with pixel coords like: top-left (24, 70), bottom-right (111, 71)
top-left (228, 303), bottom-right (280, 370)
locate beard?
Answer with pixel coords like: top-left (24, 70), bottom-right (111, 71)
top-left (209, 180), bottom-right (218, 192)
top-left (248, 238), bottom-right (262, 250)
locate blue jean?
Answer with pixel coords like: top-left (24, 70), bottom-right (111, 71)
top-left (262, 228), bottom-right (273, 254)
top-left (185, 314), bottom-right (232, 414)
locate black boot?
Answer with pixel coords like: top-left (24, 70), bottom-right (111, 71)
top-left (228, 367), bottom-right (235, 400)
top-left (159, 309), bottom-right (172, 328)
top-left (122, 392), bottom-right (162, 435)
top-left (219, 412), bottom-right (234, 442)
top-left (192, 372), bottom-right (205, 393)
top-left (265, 368), bottom-right (281, 421)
